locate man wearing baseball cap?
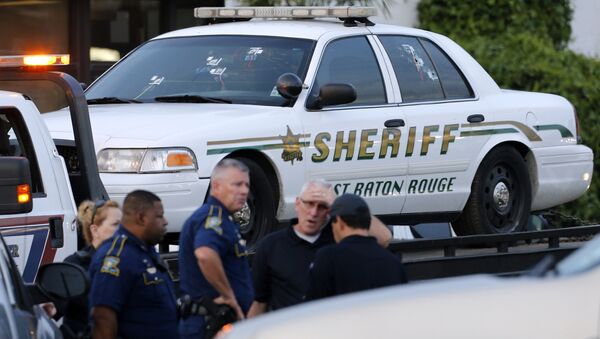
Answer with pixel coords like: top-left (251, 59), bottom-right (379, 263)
top-left (305, 193), bottom-right (407, 300)
top-left (248, 180), bottom-right (392, 317)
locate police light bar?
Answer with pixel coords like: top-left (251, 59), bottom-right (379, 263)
top-left (0, 54), bottom-right (70, 67)
top-left (194, 6), bottom-right (376, 19)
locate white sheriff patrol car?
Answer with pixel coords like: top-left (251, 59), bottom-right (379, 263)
top-left (43, 7), bottom-right (593, 244)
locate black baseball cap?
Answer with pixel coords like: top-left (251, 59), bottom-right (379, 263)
top-left (329, 193), bottom-right (371, 228)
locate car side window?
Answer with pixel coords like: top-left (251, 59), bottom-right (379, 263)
top-left (0, 108), bottom-right (44, 194)
top-left (420, 39), bottom-right (474, 99)
top-left (378, 35), bottom-right (444, 102)
top-left (310, 36), bottom-right (386, 107)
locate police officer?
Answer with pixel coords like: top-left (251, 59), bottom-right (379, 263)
top-left (61, 199), bottom-right (121, 339)
top-left (88, 190), bottom-right (177, 339)
top-left (178, 158), bottom-right (253, 339)
top-left (305, 194), bottom-right (407, 300)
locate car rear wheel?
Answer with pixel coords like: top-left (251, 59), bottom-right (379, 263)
top-left (234, 157), bottom-right (277, 249)
top-left (454, 146), bottom-right (531, 235)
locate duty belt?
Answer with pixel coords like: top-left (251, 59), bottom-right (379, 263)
top-left (177, 294), bottom-right (210, 318)
top-left (177, 295), bottom-right (238, 339)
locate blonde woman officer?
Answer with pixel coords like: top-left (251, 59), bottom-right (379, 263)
top-left (61, 199), bottom-right (121, 339)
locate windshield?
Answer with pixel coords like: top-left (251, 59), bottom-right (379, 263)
top-left (86, 35), bottom-right (315, 106)
top-left (555, 234), bottom-right (600, 276)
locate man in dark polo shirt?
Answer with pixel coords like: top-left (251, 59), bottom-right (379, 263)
top-left (247, 180), bottom-right (392, 317)
top-left (305, 194), bottom-right (407, 301)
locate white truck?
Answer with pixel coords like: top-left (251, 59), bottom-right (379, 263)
top-left (0, 62), bottom-right (107, 282)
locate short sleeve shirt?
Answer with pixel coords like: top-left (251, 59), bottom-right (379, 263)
top-left (251, 219), bottom-right (333, 310)
top-left (178, 196), bottom-right (253, 311)
top-left (88, 226), bottom-right (178, 339)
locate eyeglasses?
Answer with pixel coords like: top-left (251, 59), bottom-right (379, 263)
top-left (299, 198), bottom-right (329, 212)
top-left (91, 199), bottom-right (107, 224)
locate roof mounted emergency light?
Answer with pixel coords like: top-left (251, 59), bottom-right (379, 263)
top-left (194, 6), bottom-right (377, 19)
top-left (0, 54), bottom-right (70, 68)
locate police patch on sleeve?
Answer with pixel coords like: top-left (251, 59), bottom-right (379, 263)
top-left (234, 235), bottom-right (249, 257)
top-left (100, 256), bottom-right (121, 277)
top-left (205, 216), bottom-right (223, 235)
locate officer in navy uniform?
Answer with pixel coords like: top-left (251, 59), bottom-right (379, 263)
top-left (178, 158), bottom-right (253, 339)
top-left (88, 190), bottom-right (177, 339)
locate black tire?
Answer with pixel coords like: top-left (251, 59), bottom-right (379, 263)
top-left (235, 157), bottom-right (278, 249)
top-left (454, 146), bottom-right (531, 235)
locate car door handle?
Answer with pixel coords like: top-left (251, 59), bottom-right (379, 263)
top-left (384, 119), bottom-right (405, 128)
top-left (467, 114), bottom-right (485, 123)
top-left (49, 217), bottom-right (64, 248)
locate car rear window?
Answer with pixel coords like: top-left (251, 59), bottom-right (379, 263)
top-left (378, 35), bottom-right (473, 102)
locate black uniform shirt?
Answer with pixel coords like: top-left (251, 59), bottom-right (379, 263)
top-left (252, 218), bottom-right (333, 311)
top-left (305, 235), bottom-right (407, 301)
top-left (61, 246), bottom-right (95, 338)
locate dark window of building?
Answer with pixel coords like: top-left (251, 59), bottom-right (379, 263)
top-left (90, 0), bottom-right (223, 80)
top-left (0, 0), bottom-right (69, 56)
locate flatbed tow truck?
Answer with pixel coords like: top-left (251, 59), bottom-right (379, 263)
top-left (0, 55), bottom-right (107, 282)
top-left (0, 55), bottom-right (596, 285)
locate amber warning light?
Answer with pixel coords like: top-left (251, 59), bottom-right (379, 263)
top-left (0, 54), bottom-right (70, 67)
top-left (17, 184), bottom-right (31, 204)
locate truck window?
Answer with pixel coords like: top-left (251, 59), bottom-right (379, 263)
top-left (0, 108), bottom-right (44, 195)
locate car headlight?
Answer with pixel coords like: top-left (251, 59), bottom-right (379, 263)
top-left (97, 148), bottom-right (197, 173)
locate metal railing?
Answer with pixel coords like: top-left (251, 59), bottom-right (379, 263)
top-left (389, 225), bottom-right (600, 281)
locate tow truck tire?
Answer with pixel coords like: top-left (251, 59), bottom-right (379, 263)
top-left (235, 157), bottom-right (277, 248)
top-left (454, 146), bottom-right (531, 235)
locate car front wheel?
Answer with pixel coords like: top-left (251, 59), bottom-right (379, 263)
top-left (233, 157), bottom-right (277, 249)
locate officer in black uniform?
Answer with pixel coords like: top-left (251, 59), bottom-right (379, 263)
top-left (88, 190), bottom-right (177, 339)
top-left (305, 193), bottom-right (407, 300)
top-left (178, 159), bottom-right (253, 339)
top-left (247, 180), bottom-right (392, 317)
top-left (61, 199), bottom-right (121, 339)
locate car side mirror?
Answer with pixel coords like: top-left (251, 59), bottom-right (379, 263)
top-left (306, 83), bottom-right (356, 110)
top-left (276, 73), bottom-right (303, 99)
top-left (36, 262), bottom-right (89, 300)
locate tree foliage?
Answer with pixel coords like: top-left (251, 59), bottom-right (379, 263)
top-left (418, 0), bottom-right (600, 224)
top-left (418, 0), bottom-right (572, 49)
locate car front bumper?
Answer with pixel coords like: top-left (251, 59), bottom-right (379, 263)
top-left (100, 172), bottom-right (210, 233)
